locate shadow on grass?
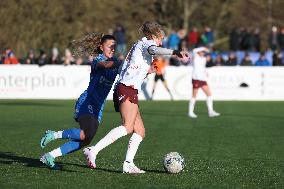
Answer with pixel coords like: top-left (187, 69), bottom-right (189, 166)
top-left (94, 167), bottom-right (167, 174)
top-left (0, 152), bottom-right (171, 174)
top-left (63, 162), bottom-right (167, 174)
top-left (93, 167), bottom-right (167, 174)
top-left (59, 162), bottom-right (121, 174)
top-left (142, 168), bottom-right (167, 174)
top-left (0, 152), bottom-right (79, 172)
top-left (95, 167), bottom-right (122, 173)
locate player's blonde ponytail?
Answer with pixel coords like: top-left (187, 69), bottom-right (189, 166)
top-left (139, 21), bottom-right (165, 39)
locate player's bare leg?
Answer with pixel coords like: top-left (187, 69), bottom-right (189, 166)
top-left (120, 100), bottom-right (138, 134)
top-left (132, 111), bottom-right (145, 138)
top-left (123, 110), bottom-right (145, 174)
top-left (188, 88), bottom-right (198, 118)
top-left (201, 85), bottom-right (220, 117)
top-left (84, 100), bottom-right (137, 168)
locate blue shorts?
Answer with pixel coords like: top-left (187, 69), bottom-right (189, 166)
top-left (74, 91), bottom-right (104, 123)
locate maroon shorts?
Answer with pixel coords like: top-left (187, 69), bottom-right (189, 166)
top-left (113, 83), bottom-right (139, 112)
top-left (192, 79), bottom-right (207, 89)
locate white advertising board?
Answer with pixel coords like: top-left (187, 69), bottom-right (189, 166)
top-left (0, 65), bottom-right (90, 99)
top-left (1, 65), bottom-right (284, 100)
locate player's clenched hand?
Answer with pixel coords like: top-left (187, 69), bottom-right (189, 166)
top-left (172, 50), bottom-right (183, 58)
top-left (181, 51), bottom-right (190, 58)
top-left (173, 51), bottom-right (191, 63)
top-left (173, 50), bottom-right (190, 59)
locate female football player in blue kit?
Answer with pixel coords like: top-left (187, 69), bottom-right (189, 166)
top-left (39, 34), bottom-right (121, 169)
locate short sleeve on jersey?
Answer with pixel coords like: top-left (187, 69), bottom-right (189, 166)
top-left (92, 54), bottom-right (105, 70)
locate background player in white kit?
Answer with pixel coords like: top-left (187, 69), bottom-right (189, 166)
top-left (83, 21), bottom-right (188, 173)
top-left (188, 47), bottom-right (220, 118)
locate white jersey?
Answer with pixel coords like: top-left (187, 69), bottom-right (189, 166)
top-left (117, 37), bottom-right (156, 92)
top-left (192, 47), bottom-right (208, 81)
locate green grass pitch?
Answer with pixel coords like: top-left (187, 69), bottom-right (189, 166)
top-left (0, 100), bottom-right (283, 188)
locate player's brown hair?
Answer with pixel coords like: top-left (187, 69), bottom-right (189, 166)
top-left (71, 33), bottom-right (115, 57)
top-left (139, 21), bottom-right (165, 39)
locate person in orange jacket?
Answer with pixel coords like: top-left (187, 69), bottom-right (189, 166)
top-left (4, 49), bottom-right (19, 64)
top-left (151, 56), bottom-right (173, 100)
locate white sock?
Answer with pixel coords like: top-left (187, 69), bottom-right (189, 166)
top-left (91, 125), bottom-right (127, 155)
top-left (207, 96), bottom-right (213, 113)
top-left (54, 131), bottom-right (63, 139)
top-left (125, 133), bottom-right (143, 163)
top-left (189, 98), bottom-right (196, 114)
top-left (49, 148), bottom-right (62, 158)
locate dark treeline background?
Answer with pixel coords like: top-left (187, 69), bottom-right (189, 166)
top-left (0, 0), bottom-right (283, 56)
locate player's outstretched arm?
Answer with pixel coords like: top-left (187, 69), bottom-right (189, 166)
top-left (96, 59), bottom-right (121, 69)
top-left (148, 46), bottom-right (189, 59)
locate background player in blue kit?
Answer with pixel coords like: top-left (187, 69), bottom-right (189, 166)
top-left (39, 34), bottom-right (121, 169)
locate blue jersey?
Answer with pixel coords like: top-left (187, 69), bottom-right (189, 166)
top-left (74, 54), bottom-right (119, 122)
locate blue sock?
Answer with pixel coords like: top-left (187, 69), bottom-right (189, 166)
top-left (62, 128), bottom-right (81, 140)
top-left (60, 140), bottom-right (81, 155)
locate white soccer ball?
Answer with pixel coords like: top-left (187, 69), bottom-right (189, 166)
top-left (163, 152), bottom-right (185, 173)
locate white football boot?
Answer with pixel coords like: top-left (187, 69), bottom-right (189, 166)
top-left (83, 147), bottom-right (97, 169)
top-left (123, 161), bottom-right (145, 174)
top-left (188, 112), bottom-right (198, 118)
top-left (209, 110), bottom-right (220, 117)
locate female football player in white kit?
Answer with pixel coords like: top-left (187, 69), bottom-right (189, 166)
top-left (84, 21), bottom-right (188, 173)
top-left (188, 47), bottom-right (220, 118)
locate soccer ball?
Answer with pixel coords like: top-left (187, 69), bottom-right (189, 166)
top-left (163, 152), bottom-right (185, 173)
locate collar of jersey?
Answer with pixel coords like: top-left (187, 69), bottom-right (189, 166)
top-left (141, 37), bottom-right (156, 45)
